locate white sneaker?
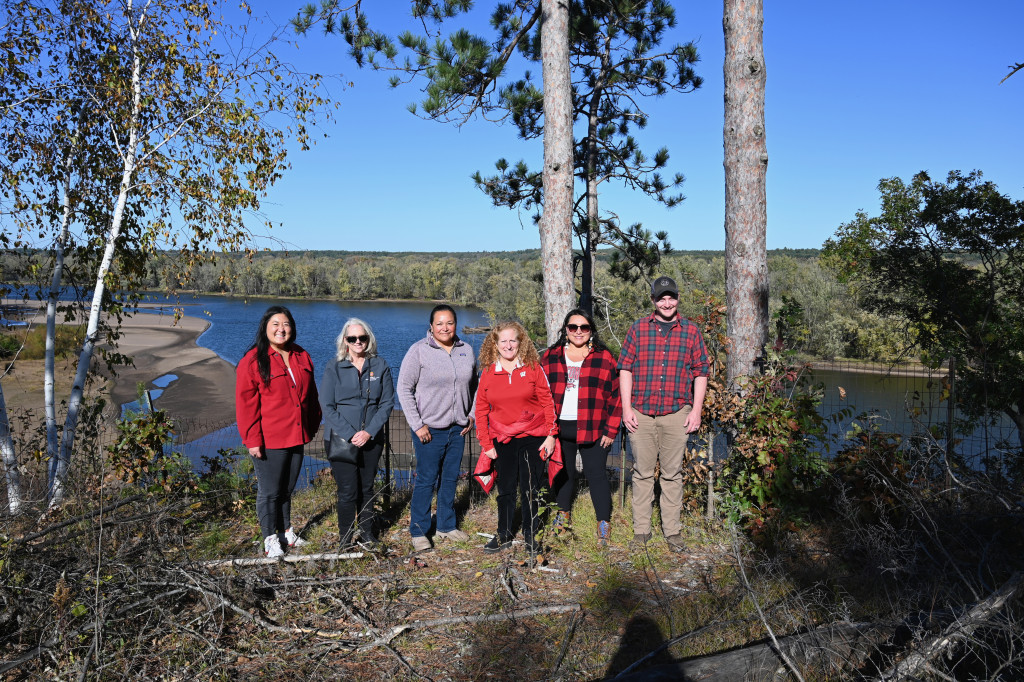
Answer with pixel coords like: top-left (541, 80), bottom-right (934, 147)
top-left (284, 527), bottom-right (307, 548)
top-left (411, 535), bottom-right (431, 552)
top-left (264, 534), bottom-right (285, 558)
top-left (435, 529), bottom-right (470, 542)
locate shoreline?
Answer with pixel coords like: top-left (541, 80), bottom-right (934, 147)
top-left (6, 300), bottom-right (238, 437)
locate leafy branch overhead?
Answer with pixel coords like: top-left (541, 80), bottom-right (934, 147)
top-left (1, 0), bottom-right (334, 505)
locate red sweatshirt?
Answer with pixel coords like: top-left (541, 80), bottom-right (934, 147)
top-left (236, 344), bottom-right (321, 450)
top-left (475, 361), bottom-right (557, 453)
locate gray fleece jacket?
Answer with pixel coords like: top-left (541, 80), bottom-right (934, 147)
top-left (397, 333), bottom-right (477, 432)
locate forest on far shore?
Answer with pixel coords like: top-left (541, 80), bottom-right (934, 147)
top-left (0, 246), bottom-right (909, 362)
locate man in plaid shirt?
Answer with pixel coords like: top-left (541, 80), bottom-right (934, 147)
top-left (618, 276), bottom-right (710, 553)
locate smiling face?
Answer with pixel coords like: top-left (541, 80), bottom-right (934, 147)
top-left (653, 293), bottom-right (679, 322)
top-left (497, 328), bottom-right (520, 363)
top-left (265, 313), bottom-right (293, 350)
top-left (430, 310), bottom-right (456, 347)
top-left (565, 314), bottom-right (592, 349)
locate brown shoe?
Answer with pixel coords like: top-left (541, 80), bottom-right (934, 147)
top-left (666, 534), bottom-right (686, 553)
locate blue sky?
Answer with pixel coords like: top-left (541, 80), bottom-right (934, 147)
top-left (245, 1), bottom-right (1024, 254)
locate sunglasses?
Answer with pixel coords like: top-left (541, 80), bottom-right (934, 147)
top-left (566, 324), bottom-right (591, 333)
top-left (346, 335), bottom-right (370, 344)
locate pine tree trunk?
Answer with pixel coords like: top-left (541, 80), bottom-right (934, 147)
top-left (539, 0), bottom-right (575, 345)
top-left (580, 87), bottom-right (602, 317)
top-left (723, 0), bottom-right (769, 388)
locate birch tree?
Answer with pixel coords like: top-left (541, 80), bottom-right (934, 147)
top-left (723, 0), bottom-right (768, 387)
top-left (0, 0), bottom-right (329, 505)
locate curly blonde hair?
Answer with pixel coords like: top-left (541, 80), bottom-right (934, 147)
top-left (478, 321), bottom-right (540, 368)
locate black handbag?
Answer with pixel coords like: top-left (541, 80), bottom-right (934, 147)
top-left (327, 434), bottom-right (359, 464)
top-left (326, 367), bottom-right (370, 465)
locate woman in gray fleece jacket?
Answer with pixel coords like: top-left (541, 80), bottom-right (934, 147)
top-left (397, 304), bottom-right (477, 552)
top-left (320, 318), bottom-right (394, 549)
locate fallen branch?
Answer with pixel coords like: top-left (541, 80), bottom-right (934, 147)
top-left (201, 551), bottom-right (365, 568)
top-left (14, 493), bottom-right (148, 545)
top-left (876, 571), bottom-right (1024, 682)
top-left (615, 621), bottom-right (890, 682)
top-left (398, 603), bottom-right (581, 633)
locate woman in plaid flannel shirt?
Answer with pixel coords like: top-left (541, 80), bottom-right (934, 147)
top-left (540, 309), bottom-right (622, 546)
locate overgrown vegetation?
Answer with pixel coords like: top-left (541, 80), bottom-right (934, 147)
top-left (0, 324), bottom-right (85, 361)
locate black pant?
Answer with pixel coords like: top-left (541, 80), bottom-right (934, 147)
top-left (552, 420), bottom-right (612, 523)
top-left (494, 435), bottom-right (546, 541)
top-left (253, 446), bottom-right (304, 538)
top-left (330, 441), bottom-right (382, 545)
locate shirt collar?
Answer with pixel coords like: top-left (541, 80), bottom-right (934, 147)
top-left (493, 358), bottom-right (523, 373)
top-left (426, 332), bottom-right (463, 349)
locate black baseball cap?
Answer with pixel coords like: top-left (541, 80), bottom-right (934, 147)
top-left (651, 276), bottom-right (678, 299)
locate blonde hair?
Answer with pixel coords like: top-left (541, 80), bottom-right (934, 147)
top-left (478, 321), bottom-right (540, 368)
top-left (335, 318), bottom-right (378, 361)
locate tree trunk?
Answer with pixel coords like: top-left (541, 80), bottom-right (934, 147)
top-left (579, 81), bottom-right (604, 317)
top-left (50, 6), bottom-right (144, 505)
top-left (539, 0), bottom-right (575, 345)
top-left (45, 154), bottom-right (75, 473)
top-left (723, 0), bottom-right (768, 388)
top-left (0, 383), bottom-right (22, 514)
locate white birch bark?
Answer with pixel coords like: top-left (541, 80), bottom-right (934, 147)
top-left (49, 2), bottom-right (144, 505)
top-left (539, 0), bottom-right (575, 345)
top-left (0, 382), bottom-right (22, 514)
top-left (44, 153), bottom-right (75, 475)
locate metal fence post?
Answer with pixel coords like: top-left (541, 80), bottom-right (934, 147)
top-left (946, 355), bottom-right (956, 494)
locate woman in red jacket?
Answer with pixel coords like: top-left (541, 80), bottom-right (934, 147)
top-left (475, 321), bottom-right (557, 554)
top-left (540, 308), bottom-right (622, 546)
top-left (236, 306), bottom-right (321, 558)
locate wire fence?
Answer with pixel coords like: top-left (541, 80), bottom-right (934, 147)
top-left (804, 359), bottom-right (1020, 471)
top-left (2, 359), bottom-right (1020, 511)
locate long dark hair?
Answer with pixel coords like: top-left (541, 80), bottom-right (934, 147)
top-left (552, 308), bottom-right (607, 353)
top-left (248, 305), bottom-right (297, 385)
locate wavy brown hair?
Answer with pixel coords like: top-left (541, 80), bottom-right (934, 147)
top-left (479, 321), bottom-right (540, 368)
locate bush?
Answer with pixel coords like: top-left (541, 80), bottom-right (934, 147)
top-left (0, 324), bottom-right (85, 360)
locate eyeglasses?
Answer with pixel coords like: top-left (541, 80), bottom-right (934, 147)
top-left (566, 324), bottom-right (591, 333)
top-left (345, 335), bottom-right (369, 344)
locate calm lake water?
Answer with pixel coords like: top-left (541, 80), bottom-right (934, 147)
top-left (142, 294), bottom-right (492, 387)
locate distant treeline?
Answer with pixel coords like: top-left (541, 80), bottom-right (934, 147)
top-left (1, 246), bottom-right (910, 361)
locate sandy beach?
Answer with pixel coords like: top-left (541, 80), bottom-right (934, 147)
top-left (103, 310), bottom-right (238, 428)
top-left (4, 300), bottom-right (237, 431)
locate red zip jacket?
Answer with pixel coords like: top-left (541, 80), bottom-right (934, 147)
top-left (540, 345), bottom-right (622, 444)
top-left (236, 344), bottom-right (322, 450)
top-left (474, 361), bottom-right (557, 453)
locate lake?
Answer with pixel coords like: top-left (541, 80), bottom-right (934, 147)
top-left (141, 294), bottom-right (492, 387)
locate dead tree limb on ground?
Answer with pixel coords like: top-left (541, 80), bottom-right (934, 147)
top-left (875, 571), bottom-right (1024, 682)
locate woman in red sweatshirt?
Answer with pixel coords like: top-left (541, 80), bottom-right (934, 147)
top-left (475, 321), bottom-right (557, 554)
top-left (236, 306), bottom-right (321, 558)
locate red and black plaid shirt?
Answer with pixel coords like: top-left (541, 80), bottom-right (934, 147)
top-left (617, 313), bottom-right (710, 416)
top-left (540, 346), bottom-right (622, 444)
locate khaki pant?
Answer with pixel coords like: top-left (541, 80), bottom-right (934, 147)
top-left (628, 405), bottom-right (692, 537)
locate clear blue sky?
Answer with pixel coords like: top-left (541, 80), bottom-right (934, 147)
top-left (244, 1), bottom-right (1024, 254)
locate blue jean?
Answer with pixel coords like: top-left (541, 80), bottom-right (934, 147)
top-left (409, 424), bottom-right (465, 537)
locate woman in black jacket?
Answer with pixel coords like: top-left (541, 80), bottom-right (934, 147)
top-left (320, 318), bottom-right (395, 549)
